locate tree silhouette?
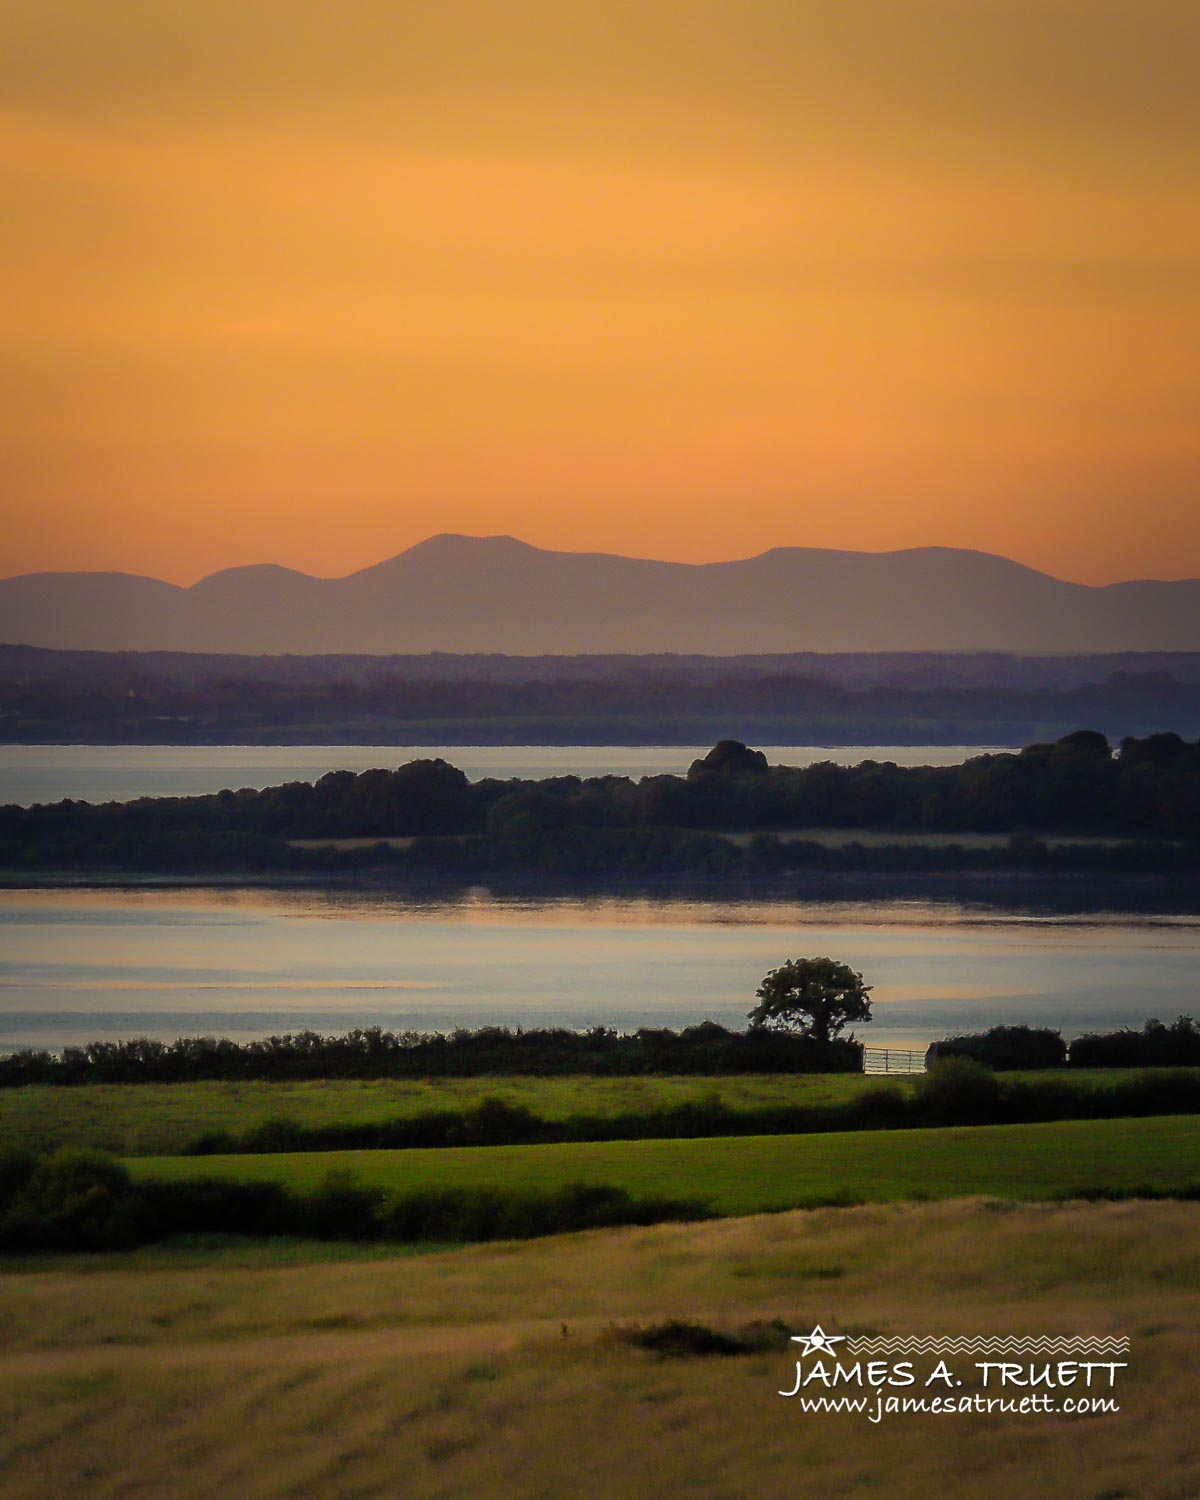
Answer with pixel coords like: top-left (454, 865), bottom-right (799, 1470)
top-left (748, 958), bottom-right (872, 1043)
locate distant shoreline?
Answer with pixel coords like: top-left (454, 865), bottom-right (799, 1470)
top-left (0, 734), bottom-right (1031, 748)
top-left (4, 640), bottom-right (1200, 747)
top-left (4, 866), bottom-right (1200, 909)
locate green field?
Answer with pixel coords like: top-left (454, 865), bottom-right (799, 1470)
top-left (128, 1114), bottom-right (1200, 1214)
top-left (4, 1068), bottom-right (1179, 1157)
top-left (0, 1074), bottom-right (872, 1156)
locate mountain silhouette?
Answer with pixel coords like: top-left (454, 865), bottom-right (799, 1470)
top-left (2, 535), bottom-right (1198, 654)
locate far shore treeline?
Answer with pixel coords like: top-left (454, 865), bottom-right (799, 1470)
top-left (4, 644), bottom-right (1200, 746)
top-left (1, 730), bottom-right (1198, 876)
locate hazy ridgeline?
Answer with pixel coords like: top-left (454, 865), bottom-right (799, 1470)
top-left (6, 538), bottom-right (1200, 656)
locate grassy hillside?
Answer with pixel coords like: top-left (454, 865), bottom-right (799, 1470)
top-left (1, 1197), bottom-right (1196, 1498)
top-left (129, 1114), bottom-right (1200, 1214)
top-left (4, 1068), bottom-right (1178, 1158)
top-left (0, 1074), bottom-right (870, 1156)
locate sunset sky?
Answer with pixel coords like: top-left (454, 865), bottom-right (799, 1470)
top-left (2, 0), bottom-right (1198, 585)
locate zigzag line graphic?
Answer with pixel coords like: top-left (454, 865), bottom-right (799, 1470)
top-left (845, 1336), bottom-right (1128, 1357)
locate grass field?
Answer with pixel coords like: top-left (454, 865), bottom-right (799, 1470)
top-left (4, 1068), bottom-right (1180, 1158)
top-left (127, 1114), bottom-right (1200, 1214)
top-left (0, 1074), bottom-right (872, 1156)
top-left (1, 1196), bottom-right (1197, 1498)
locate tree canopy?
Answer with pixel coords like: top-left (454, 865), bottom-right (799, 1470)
top-left (3, 731), bottom-right (1200, 876)
top-left (748, 958), bottom-right (873, 1044)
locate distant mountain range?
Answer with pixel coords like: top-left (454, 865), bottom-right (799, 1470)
top-left (3, 535), bottom-right (1199, 655)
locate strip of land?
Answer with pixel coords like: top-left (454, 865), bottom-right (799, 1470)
top-left (5, 1068), bottom-right (1195, 1157)
top-left (129, 1114), bottom-right (1200, 1214)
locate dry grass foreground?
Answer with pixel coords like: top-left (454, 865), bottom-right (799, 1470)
top-left (2, 1197), bottom-right (1199, 1499)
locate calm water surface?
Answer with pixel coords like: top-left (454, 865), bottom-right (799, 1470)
top-left (0, 743), bottom-right (1005, 807)
top-left (2, 886), bottom-right (1195, 1054)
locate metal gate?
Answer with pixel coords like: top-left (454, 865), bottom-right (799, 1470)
top-left (861, 1046), bottom-right (926, 1075)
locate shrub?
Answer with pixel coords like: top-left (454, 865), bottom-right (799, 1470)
top-left (378, 1182), bottom-right (710, 1243)
top-left (0, 1148), bottom-right (142, 1251)
top-left (0, 1153), bottom-right (711, 1256)
top-left (911, 1058), bottom-right (1004, 1124)
top-left (304, 1169), bottom-right (387, 1240)
top-left (0, 1149), bottom-right (37, 1207)
top-left (846, 1083), bottom-right (909, 1127)
top-left (1069, 1016), bottom-right (1200, 1068)
top-left (0, 1023), bottom-right (865, 1086)
top-left (927, 1025), bottom-right (1067, 1070)
top-left (608, 1318), bottom-right (793, 1357)
top-left (135, 1177), bottom-right (299, 1240)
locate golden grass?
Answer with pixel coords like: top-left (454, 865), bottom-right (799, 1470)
top-left (1, 1197), bottom-right (1198, 1498)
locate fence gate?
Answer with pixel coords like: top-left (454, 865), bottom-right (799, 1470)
top-left (861, 1046), bottom-right (926, 1075)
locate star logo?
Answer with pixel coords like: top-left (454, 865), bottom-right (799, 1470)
top-left (789, 1324), bottom-right (846, 1357)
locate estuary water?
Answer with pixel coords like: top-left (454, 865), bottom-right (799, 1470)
top-left (2, 885), bottom-right (1196, 1055)
top-left (0, 743), bottom-right (1004, 807)
top-left (2, 742), bottom-right (1191, 1057)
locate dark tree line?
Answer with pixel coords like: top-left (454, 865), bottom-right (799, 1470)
top-left (1, 731), bottom-right (1199, 873)
top-left (6, 1017), bottom-right (1193, 1092)
top-left (0, 1150), bottom-right (708, 1254)
top-left (0, 1023), bottom-right (862, 1087)
top-left (928, 1018), bottom-right (1200, 1069)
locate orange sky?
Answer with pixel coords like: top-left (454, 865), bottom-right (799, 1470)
top-left (2, 1), bottom-right (1198, 586)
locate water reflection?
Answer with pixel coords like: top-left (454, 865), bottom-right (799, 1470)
top-left (2, 884), bottom-right (1197, 1053)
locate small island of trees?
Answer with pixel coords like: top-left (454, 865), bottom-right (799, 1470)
top-left (1, 730), bottom-right (1198, 877)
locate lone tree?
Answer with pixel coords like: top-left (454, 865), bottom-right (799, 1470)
top-left (748, 958), bottom-right (872, 1043)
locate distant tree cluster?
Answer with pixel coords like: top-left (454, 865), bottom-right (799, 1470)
top-left (1, 731), bottom-right (1199, 873)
